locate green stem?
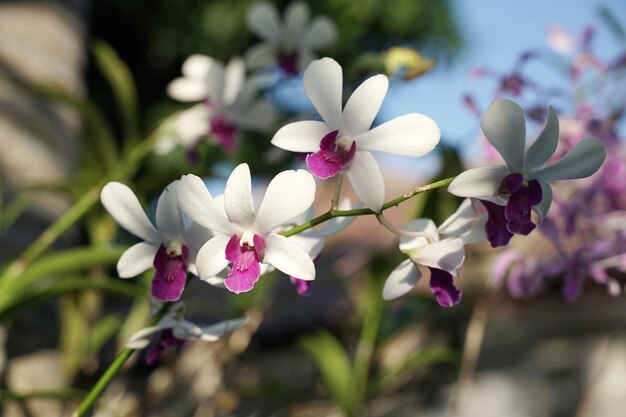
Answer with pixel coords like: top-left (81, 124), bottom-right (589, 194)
top-left (281, 176), bottom-right (455, 238)
top-left (72, 302), bottom-right (172, 417)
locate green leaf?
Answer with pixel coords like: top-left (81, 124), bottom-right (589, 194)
top-left (378, 346), bottom-right (459, 387)
top-left (92, 40), bottom-right (140, 144)
top-left (300, 330), bottom-right (353, 412)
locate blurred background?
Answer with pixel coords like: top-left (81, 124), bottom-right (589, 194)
top-left (0, 0), bottom-right (625, 416)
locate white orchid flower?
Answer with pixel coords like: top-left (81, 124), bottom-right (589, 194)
top-left (383, 200), bottom-right (486, 305)
top-left (245, 1), bottom-right (337, 75)
top-left (160, 54), bottom-right (276, 153)
top-left (177, 163), bottom-right (317, 294)
top-left (100, 181), bottom-right (212, 302)
top-left (126, 302), bottom-right (246, 364)
top-left (448, 98), bottom-right (605, 247)
top-left (271, 57), bottom-right (441, 212)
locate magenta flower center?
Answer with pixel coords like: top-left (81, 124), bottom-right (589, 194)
top-left (306, 130), bottom-right (357, 179)
top-left (210, 115), bottom-right (238, 154)
top-left (278, 50), bottom-right (300, 76)
top-left (224, 233), bottom-right (266, 294)
top-left (151, 243), bottom-right (189, 302)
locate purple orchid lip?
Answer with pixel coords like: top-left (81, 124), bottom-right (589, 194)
top-left (429, 267), bottom-right (462, 307)
top-left (481, 173), bottom-right (543, 247)
top-left (210, 115), bottom-right (238, 154)
top-left (278, 50), bottom-right (300, 76)
top-left (151, 244), bottom-right (189, 302)
top-left (223, 234), bottom-right (265, 294)
top-left (306, 130), bottom-right (357, 179)
top-left (146, 328), bottom-right (185, 365)
top-left (290, 277), bottom-right (313, 296)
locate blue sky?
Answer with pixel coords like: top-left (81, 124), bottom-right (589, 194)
top-left (378, 0), bottom-right (626, 153)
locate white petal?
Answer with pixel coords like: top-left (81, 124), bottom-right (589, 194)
top-left (447, 166), bottom-right (509, 198)
top-left (154, 135), bottom-right (177, 155)
top-left (399, 219), bottom-right (439, 252)
top-left (177, 175), bottom-right (236, 235)
top-left (244, 43), bottom-right (277, 69)
top-left (156, 181), bottom-right (185, 238)
top-left (346, 151), bottom-right (385, 212)
top-left (302, 17), bottom-right (337, 49)
top-left (524, 106), bottom-right (559, 170)
top-left (289, 234), bottom-right (324, 258)
top-left (481, 99), bottom-right (526, 172)
top-left (224, 164), bottom-right (256, 227)
top-left (271, 120), bottom-right (330, 152)
top-left (458, 215), bottom-right (488, 245)
top-left (530, 137), bottom-right (606, 182)
top-left (195, 235), bottom-right (231, 280)
top-left (126, 324), bottom-right (171, 349)
top-left (177, 317), bottom-right (247, 342)
top-left (263, 233), bottom-right (315, 280)
top-left (284, 1), bottom-right (310, 41)
top-left (342, 74), bottom-right (388, 136)
top-left (166, 77), bottom-right (207, 102)
top-left (437, 199), bottom-right (475, 237)
top-left (303, 57), bottom-right (344, 130)
top-left (411, 239), bottom-right (465, 276)
top-left (382, 259), bottom-right (421, 300)
top-left (355, 113), bottom-right (441, 157)
top-left (246, 1), bottom-right (283, 42)
top-left (222, 57), bottom-right (246, 107)
top-left (181, 54), bottom-right (214, 79)
top-left (533, 181), bottom-right (553, 221)
top-left (117, 242), bottom-right (158, 278)
top-left (101, 182), bottom-right (162, 243)
top-left (173, 105), bottom-right (210, 145)
top-left (204, 60), bottom-right (226, 107)
top-left (254, 170), bottom-right (316, 233)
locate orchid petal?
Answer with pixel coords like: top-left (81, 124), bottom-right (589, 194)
top-left (531, 137), bottom-right (606, 181)
top-left (399, 219), bottom-right (439, 251)
top-left (264, 233), bottom-right (315, 280)
top-left (156, 181), bottom-right (185, 238)
top-left (382, 259), bottom-right (421, 300)
top-left (222, 57), bottom-right (246, 107)
top-left (166, 77), bottom-right (207, 102)
top-left (458, 215), bottom-right (488, 244)
top-left (303, 58), bottom-right (343, 130)
top-left (193, 317), bottom-right (247, 341)
top-left (173, 105), bottom-right (210, 145)
top-left (181, 54), bottom-right (214, 79)
top-left (195, 235), bottom-right (231, 281)
top-left (235, 101), bottom-right (277, 131)
top-left (411, 239), bottom-right (466, 276)
top-left (117, 242), bottom-right (158, 278)
top-left (289, 234), bottom-right (324, 258)
top-left (346, 151), bottom-right (385, 212)
top-left (533, 180), bottom-right (553, 221)
top-left (437, 199), bottom-right (475, 236)
top-left (481, 99), bottom-right (526, 172)
top-left (254, 169), bottom-right (316, 233)
top-left (524, 106), bottom-right (559, 170)
top-left (271, 120), bottom-right (330, 152)
top-left (302, 17), bottom-right (337, 49)
top-left (284, 1), bottom-right (310, 40)
top-left (204, 60), bottom-right (226, 106)
top-left (224, 164), bottom-right (256, 227)
top-left (126, 324), bottom-right (170, 349)
top-left (342, 74), bottom-right (388, 136)
top-left (355, 113), bottom-right (441, 157)
top-left (246, 1), bottom-right (283, 42)
top-left (244, 43), bottom-right (277, 69)
top-left (177, 175), bottom-right (235, 235)
top-left (447, 166), bottom-right (509, 198)
top-left (101, 182), bottom-right (162, 243)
